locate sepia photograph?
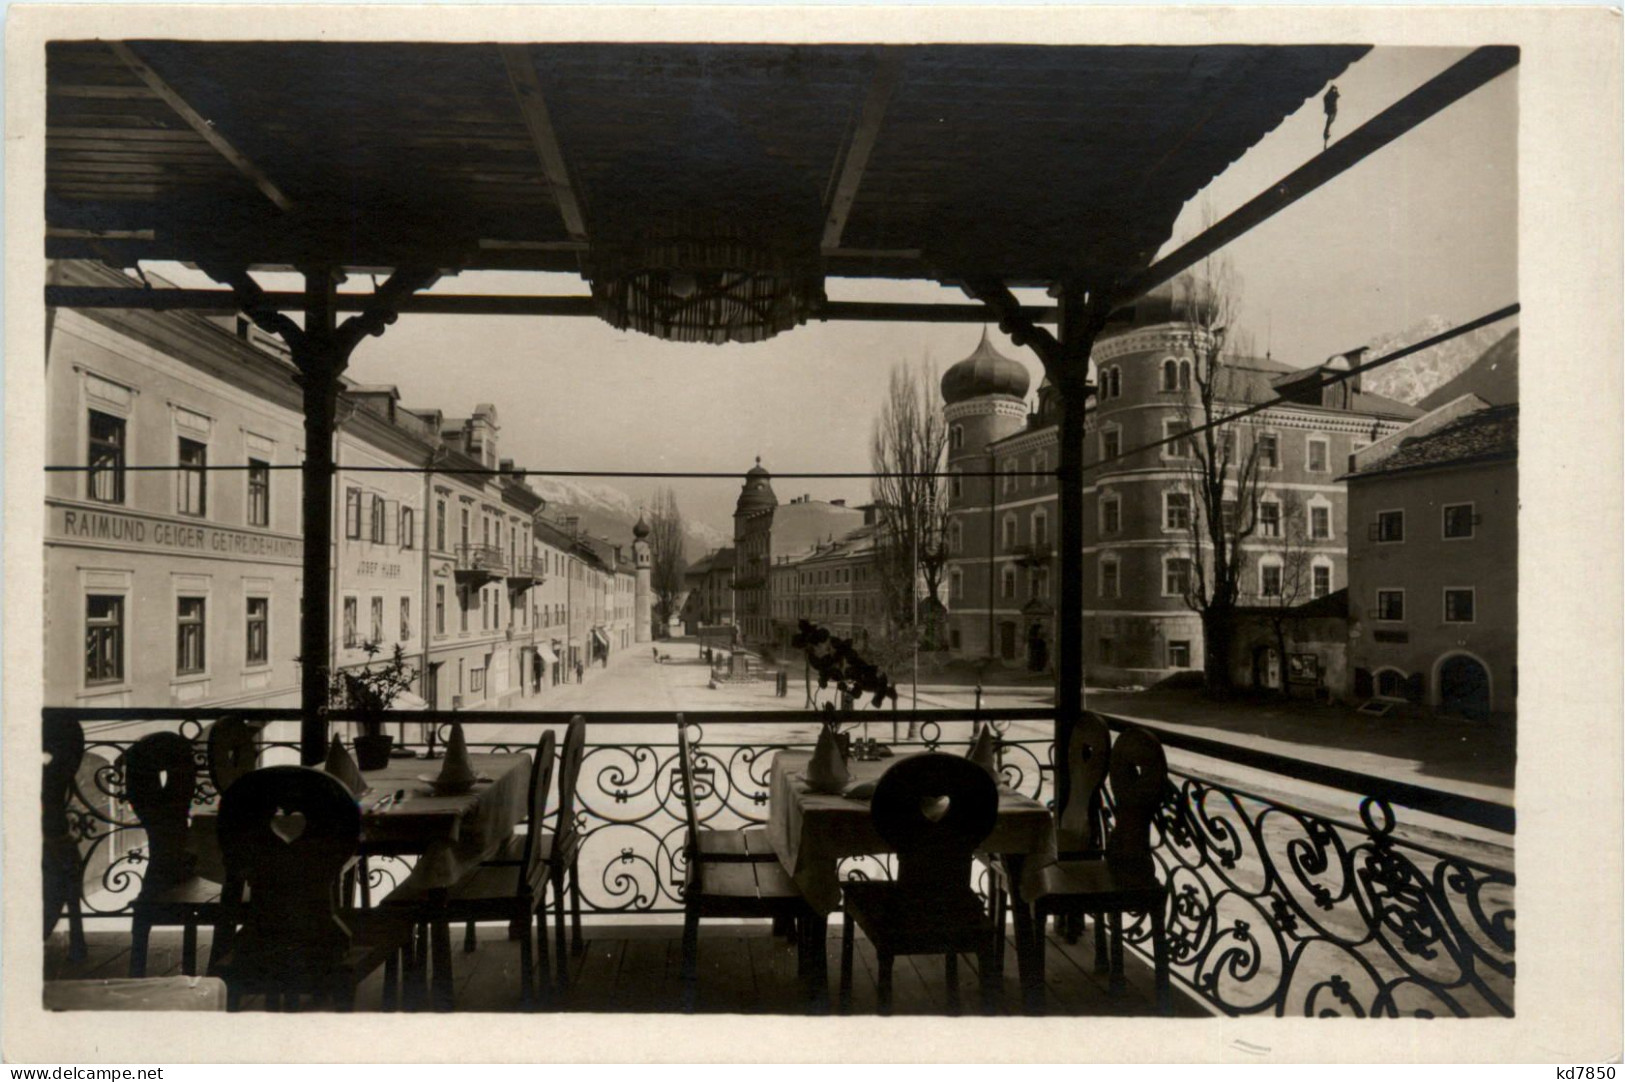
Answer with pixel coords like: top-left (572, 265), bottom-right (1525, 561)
top-left (4, 3), bottom-right (1620, 1065)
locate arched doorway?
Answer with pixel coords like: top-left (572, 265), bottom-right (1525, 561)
top-left (1438, 654), bottom-right (1492, 718)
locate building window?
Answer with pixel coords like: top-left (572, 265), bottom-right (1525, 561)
top-left (950, 468), bottom-right (963, 501)
top-left (1443, 503), bottom-right (1475, 539)
top-left (1309, 503), bottom-right (1332, 541)
top-left (1001, 567), bottom-right (1017, 600)
top-left (1164, 491), bottom-right (1191, 531)
top-left (1031, 568), bottom-right (1050, 600)
top-left (1032, 510), bottom-right (1048, 549)
top-left (1375, 510), bottom-right (1405, 543)
top-left (401, 507), bottom-right (416, 549)
top-left (1107, 367), bottom-right (1121, 399)
top-left (1161, 359), bottom-right (1179, 391)
top-left (177, 437), bottom-right (208, 516)
top-left (436, 500), bottom-right (447, 551)
top-left (949, 425), bottom-right (963, 452)
top-left (246, 459), bottom-right (270, 526)
top-left (471, 667), bottom-right (486, 693)
top-left (1164, 557), bottom-right (1192, 597)
top-left (1307, 437), bottom-right (1330, 472)
top-left (85, 594), bottom-right (124, 684)
top-left (460, 507), bottom-right (471, 549)
top-left (435, 585), bottom-right (446, 635)
top-left (1002, 514), bottom-right (1018, 550)
top-left (1311, 563), bottom-right (1331, 599)
top-left (1376, 589), bottom-right (1405, 622)
top-left (1100, 496), bottom-right (1120, 535)
top-left (1101, 427), bottom-right (1121, 462)
top-left (400, 597), bottom-right (412, 641)
top-left (370, 596), bottom-right (384, 642)
top-left (1376, 670), bottom-right (1408, 699)
top-left (371, 496), bottom-right (387, 544)
top-left (1162, 420), bottom-right (1192, 460)
top-left (1098, 637), bottom-right (1115, 665)
top-left (87, 410), bottom-right (126, 504)
top-left (949, 568), bottom-right (963, 602)
top-left (245, 596), bottom-right (268, 665)
top-left (950, 628), bottom-right (962, 650)
top-left (1444, 588), bottom-right (1476, 623)
top-left (1168, 640), bottom-right (1191, 668)
top-left (1258, 432), bottom-right (1280, 470)
top-left (176, 597), bottom-right (206, 675)
top-left (345, 488), bottom-right (363, 539)
top-left (1031, 451), bottom-right (1046, 489)
top-left (343, 596), bottom-right (359, 647)
top-left (1099, 558), bottom-right (1120, 599)
top-left (1221, 499), bottom-right (1237, 533)
top-left (948, 519), bottom-right (963, 554)
top-left (1259, 499), bottom-right (1281, 538)
top-left (1003, 461), bottom-right (1018, 494)
top-left (1178, 360), bottom-right (1192, 390)
top-left (1259, 559), bottom-right (1283, 598)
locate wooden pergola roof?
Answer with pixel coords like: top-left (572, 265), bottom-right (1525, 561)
top-left (46, 41), bottom-right (1369, 290)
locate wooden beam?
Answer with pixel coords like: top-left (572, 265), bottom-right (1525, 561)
top-left (1115, 45), bottom-right (1518, 307)
top-left (46, 285), bottom-right (1060, 325)
top-left (108, 42), bottom-right (295, 213)
top-left (821, 51), bottom-right (904, 253)
top-left (499, 45), bottom-right (588, 242)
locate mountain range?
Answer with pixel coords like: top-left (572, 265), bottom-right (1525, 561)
top-left (529, 476), bottom-right (729, 562)
top-left (1360, 316), bottom-right (1515, 405)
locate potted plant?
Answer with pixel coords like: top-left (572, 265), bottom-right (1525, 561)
top-left (790, 619), bottom-right (898, 760)
top-left (330, 640), bottom-right (416, 770)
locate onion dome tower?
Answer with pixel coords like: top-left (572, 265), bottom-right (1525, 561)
top-left (632, 513), bottom-right (653, 643)
top-left (942, 329), bottom-right (1032, 474)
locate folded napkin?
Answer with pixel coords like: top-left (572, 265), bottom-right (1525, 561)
top-left (842, 779), bottom-right (877, 801)
top-left (804, 724), bottom-right (850, 795)
top-left (966, 723), bottom-right (999, 777)
top-left (434, 722), bottom-right (478, 791)
top-left (324, 735), bottom-right (366, 797)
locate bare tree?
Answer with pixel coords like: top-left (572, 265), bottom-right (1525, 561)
top-left (1169, 261), bottom-right (1267, 693)
top-left (869, 361), bottom-right (951, 646)
top-left (647, 487), bottom-right (687, 636)
top-left (1255, 492), bottom-right (1314, 695)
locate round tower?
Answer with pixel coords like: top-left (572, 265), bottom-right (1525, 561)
top-left (940, 329), bottom-right (1033, 661)
top-left (632, 513), bottom-right (653, 643)
top-left (732, 457), bottom-right (778, 644)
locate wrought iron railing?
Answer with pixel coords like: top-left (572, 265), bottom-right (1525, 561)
top-left (454, 543), bottom-right (507, 575)
top-left (42, 705), bottom-right (1514, 1017)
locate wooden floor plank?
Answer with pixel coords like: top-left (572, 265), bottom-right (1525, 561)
top-left (45, 922), bottom-right (1196, 1016)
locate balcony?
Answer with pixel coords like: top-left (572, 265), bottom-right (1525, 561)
top-left (508, 553), bottom-right (544, 591)
top-left (1010, 542), bottom-right (1054, 567)
top-left (42, 706), bottom-right (1514, 1018)
top-left (454, 543), bottom-right (507, 584)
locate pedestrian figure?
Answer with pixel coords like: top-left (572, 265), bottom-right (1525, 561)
top-left (1322, 83), bottom-right (1339, 150)
top-left (575, 660), bottom-right (585, 684)
top-left (653, 646), bottom-right (659, 662)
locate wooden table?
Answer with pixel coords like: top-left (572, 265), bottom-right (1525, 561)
top-left (195, 753), bottom-right (531, 1011)
top-left (765, 749), bottom-right (1057, 1005)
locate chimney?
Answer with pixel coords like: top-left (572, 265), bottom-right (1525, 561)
top-left (498, 458), bottom-right (514, 474)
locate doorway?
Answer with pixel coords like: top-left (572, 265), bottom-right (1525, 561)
top-left (1439, 654), bottom-right (1492, 718)
top-left (999, 621), bottom-right (1017, 661)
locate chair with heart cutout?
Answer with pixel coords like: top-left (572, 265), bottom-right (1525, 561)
top-left (123, 731), bottom-right (226, 978)
top-left (839, 752), bottom-right (1001, 1015)
top-left (215, 765), bottom-right (415, 1011)
top-left (43, 717), bottom-right (88, 962)
top-left (1017, 725), bottom-right (1173, 1015)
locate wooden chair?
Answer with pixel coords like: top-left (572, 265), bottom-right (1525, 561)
top-left (980, 711), bottom-right (1113, 977)
top-left (214, 765), bottom-right (416, 1011)
top-left (1016, 726), bottom-right (1173, 1015)
top-left (206, 716), bottom-right (260, 796)
top-left (677, 720), bottom-right (816, 1013)
top-left (43, 718), bottom-right (88, 962)
top-left (123, 731), bottom-right (224, 978)
top-left (474, 715), bottom-right (588, 983)
top-left (387, 729), bottom-right (558, 1007)
top-left (840, 753), bottom-right (1001, 1016)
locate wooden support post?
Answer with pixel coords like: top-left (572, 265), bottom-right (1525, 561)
top-left (199, 262), bottom-right (442, 764)
top-left (960, 276), bottom-right (1105, 815)
top-left (297, 270), bottom-right (342, 765)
